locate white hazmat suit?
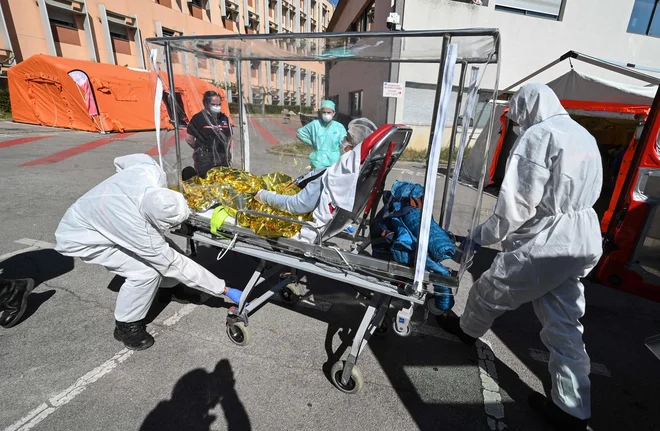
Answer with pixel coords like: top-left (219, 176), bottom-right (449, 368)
top-left (55, 154), bottom-right (227, 323)
top-left (461, 84), bottom-right (603, 420)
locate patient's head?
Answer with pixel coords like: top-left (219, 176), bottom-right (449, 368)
top-left (341, 118), bottom-right (378, 153)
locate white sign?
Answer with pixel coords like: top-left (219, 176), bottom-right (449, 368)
top-left (383, 82), bottom-right (404, 98)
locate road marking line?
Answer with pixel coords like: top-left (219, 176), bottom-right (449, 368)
top-left (2, 309), bottom-right (190, 430)
top-left (249, 118), bottom-right (279, 145)
top-left (0, 136), bottom-right (52, 149)
top-left (14, 238), bottom-right (56, 249)
top-left (528, 348), bottom-right (611, 377)
top-left (477, 340), bottom-right (507, 430)
top-left (269, 118), bottom-right (297, 136)
top-left (163, 303), bottom-right (198, 326)
top-left (21, 133), bottom-right (136, 166)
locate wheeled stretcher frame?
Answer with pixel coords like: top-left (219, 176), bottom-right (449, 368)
top-left (147, 28), bottom-right (502, 393)
top-left (176, 214), bottom-right (458, 393)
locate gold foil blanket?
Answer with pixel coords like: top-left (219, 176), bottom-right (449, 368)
top-left (182, 167), bottom-right (312, 238)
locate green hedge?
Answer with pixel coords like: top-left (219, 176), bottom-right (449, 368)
top-left (0, 89), bottom-right (10, 115)
top-left (227, 102), bottom-right (315, 116)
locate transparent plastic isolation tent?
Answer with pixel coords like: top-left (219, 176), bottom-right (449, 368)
top-left (145, 29), bottom-right (500, 393)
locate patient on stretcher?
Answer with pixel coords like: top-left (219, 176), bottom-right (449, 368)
top-left (254, 118), bottom-right (378, 215)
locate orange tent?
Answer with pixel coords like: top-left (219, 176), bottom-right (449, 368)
top-left (8, 54), bottom-right (231, 133)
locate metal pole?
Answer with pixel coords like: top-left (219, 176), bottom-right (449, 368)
top-left (439, 61), bottom-right (467, 226)
top-left (236, 59), bottom-right (247, 170)
top-left (164, 41), bottom-right (183, 193)
top-left (425, 36), bottom-right (450, 162)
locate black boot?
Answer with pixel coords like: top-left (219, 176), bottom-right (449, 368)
top-left (435, 312), bottom-right (477, 346)
top-left (528, 393), bottom-right (588, 431)
top-left (114, 320), bottom-right (154, 351)
top-left (0, 278), bottom-right (35, 328)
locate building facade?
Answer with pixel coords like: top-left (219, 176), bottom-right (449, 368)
top-left (0, 0), bottom-right (334, 108)
top-left (328, 0), bottom-right (660, 132)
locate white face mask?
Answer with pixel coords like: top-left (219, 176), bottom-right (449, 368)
top-left (321, 113), bottom-right (333, 123)
top-left (210, 106), bottom-right (222, 114)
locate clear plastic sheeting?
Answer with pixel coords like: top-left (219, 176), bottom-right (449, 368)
top-left (146, 29), bottom-right (501, 292)
top-left (146, 30), bottom-right (498, 63)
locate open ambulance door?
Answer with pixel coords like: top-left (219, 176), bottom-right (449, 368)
top-left (595, 87), bottom-right (660, 302)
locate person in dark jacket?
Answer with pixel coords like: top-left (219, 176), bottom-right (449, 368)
top-left (185, 91), bottom-right (233, 178)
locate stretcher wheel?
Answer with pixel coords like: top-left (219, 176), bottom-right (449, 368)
top-left (330, 361), bottom-right (363, 394)
top-left (226, 322), bottom-right (252, 347)
top-left (374, 319), bottom-right (388, 336)
top-left (279, 284), bottom-right (302, 304)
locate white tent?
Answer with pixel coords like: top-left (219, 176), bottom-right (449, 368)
top-left (459, 69), bottom-right (658, 187)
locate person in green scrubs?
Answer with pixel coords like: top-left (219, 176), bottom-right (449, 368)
top-left (296, 100), bottom-right (347, 169)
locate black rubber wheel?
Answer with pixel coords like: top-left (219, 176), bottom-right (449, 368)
top-left (279, 285), bottom-right (301, 304)
top-left (374, 319), bottom-right (388, 336)
top-left (226, 322), bottom-right (252, 346)
top-left (330, 361), bottom-right (363, 394)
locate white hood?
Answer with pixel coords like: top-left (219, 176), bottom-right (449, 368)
top-left (140, 187), bottom-right (191, 232)
top-left (507, 83), bottom-right (568, 132)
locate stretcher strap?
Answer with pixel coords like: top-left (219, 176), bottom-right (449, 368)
top-left (364, 140), bottom-right (396, 216)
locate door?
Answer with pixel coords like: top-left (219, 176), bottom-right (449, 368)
top-left (596, 87), bottom-right (660, 302)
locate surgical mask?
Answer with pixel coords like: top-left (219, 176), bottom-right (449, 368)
top-left (512, 125), bottom-right (521, 135)
top-left (321, 113), bottom-right (333, 123)
top-left (210, 106), bottom-right (222, 114)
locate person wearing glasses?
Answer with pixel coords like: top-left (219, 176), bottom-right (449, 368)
top-left (185, 91), bottom-right (233, 178)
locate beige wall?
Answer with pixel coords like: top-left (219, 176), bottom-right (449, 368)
top-left (2, 0), bottom-right (334, 107)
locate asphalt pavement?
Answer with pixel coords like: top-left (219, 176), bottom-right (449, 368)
top-left (0, 119), bottom-right (659, 431)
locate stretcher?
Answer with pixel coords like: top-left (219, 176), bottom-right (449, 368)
top-left (147, 29), bottom-right (501, 393)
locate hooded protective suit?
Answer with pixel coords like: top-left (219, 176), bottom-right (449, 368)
top-left (461, 84), bottom-right (603, 420)
top-left (55, 154), bottom-right (226, 322)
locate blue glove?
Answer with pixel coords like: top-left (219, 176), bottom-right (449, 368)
top-left (344, 225), bottom-right (355, 233)
top-left (225, 287), bottom-right (244, 304)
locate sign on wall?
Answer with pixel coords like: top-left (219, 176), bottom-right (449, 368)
top-left (383, 82), bottom-right (404, 98)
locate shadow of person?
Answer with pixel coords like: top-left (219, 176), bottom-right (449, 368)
top-left (140, 359), bottom-right (251, 431)
top-left (0, 249), bottom-right (74, 287)
top-left (0, 249), bottom-right (73, 325)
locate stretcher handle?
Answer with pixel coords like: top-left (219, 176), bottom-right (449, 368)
top-left (234, 209), bottom-right (323, 245)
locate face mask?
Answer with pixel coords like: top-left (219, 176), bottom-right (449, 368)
top-left (210, 106), bottom-right (222, 114)
top-left (321, 113), bottom-right (333, 123)
top-left (512, 125), bottom-right (521, 135)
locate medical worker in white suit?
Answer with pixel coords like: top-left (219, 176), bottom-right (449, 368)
top-left (438, 84), bottom-right (603, 431)
top-left (55, 154), bottom-right (242, 351)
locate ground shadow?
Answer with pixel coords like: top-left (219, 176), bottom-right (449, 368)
top-left (0, 249), bottom-right (74, 287)
top-left (140, 359), bottom-right (251, 431)
top-left (0, 249), bottom-right (73, 325)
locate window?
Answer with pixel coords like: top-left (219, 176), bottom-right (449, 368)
top-left (48, 7), bottom-right (77, 29)
top-left (162, 28), bottom-right (176, 38)
top-left (349, 90), bottom-right (363, 117)
top-left (349, 1), bottom-right (375, 32)
top-left (495, 0), bottom-right (564, 20)
top-left (628, 0), bottom-right (660, 37)
top-left (109, 22), bottom-right (129, 41)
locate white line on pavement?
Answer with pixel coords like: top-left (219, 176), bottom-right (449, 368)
top-left (2, 309), bottom-right (188, 430)
top-left (4, 349), bottom-right (135, 431)
top-left (528, 348), bottom-right (611, 377)
top-left (477, 340), bottom-right (507, 431)
top-left (163, 303), bottom-right (198, 326)
top-left (14, 238), bottom-right (56, 249)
